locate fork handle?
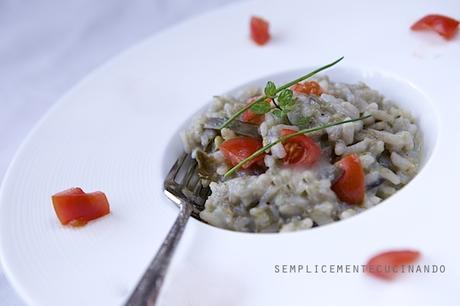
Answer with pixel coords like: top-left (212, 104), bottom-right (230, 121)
top-left (125, 202), bottom-right (193, 306)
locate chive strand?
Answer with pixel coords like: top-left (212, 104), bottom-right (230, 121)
top-left (223, 115), bottom-right (371, 178)
top-left (218, 56), bottom-right (344, 129)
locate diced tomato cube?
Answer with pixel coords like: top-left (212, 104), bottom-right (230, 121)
top-left (52, 188), bottom-right (110, 226)
top-left (411, 14), bottom-right (459, 40)
top-left (250, 16), bottom-right (271, 46)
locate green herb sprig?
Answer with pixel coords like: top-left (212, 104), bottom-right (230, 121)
top-left (223, 115), bottom-right (371, 178)
top-left (250, 80), bottom-right (296, 119)
top-left (219, 56), bottom-right (344, 129)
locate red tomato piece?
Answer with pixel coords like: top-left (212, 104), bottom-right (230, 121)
top-left (331, 154), bottom-right (365, 205)
top-left (52, 188), bottom-right (110, 226)
top-left (241, 97), bottom-right (268, 125)
top-left (250, 16), bottom-right (271, 45)
top-left (280, 129), bottom-right (321, 167)
top-left (411, 14), bottom-right (459, 40)
top-left (241, 109), bottom-right (265, 124)
top-left (53, 187), bottom-right (85, 196)
top-left (219, 137), bottom-right (265, 169)
top-left (366, 250), bottom-right (421, 280)
top-left (292, 81), bottom-right (323, 96)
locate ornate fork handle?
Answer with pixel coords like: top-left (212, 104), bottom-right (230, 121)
top-left (125, 201), bottom-right (193, 306)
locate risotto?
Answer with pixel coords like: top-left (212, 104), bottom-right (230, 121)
top-left (180, 69), bottom-right (421, 233)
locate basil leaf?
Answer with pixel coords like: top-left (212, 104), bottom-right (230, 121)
top-left (250, 100), bottom-right (271, 114)
top-left (277, 89), bottom-right (293, 109)
top-left (264, 81), bottom-right (277, 98)
top-left (272, 109), bottom-right (284, 118)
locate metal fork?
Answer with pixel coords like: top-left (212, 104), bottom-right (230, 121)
top-left (125, 152), bottom-right (209, 306)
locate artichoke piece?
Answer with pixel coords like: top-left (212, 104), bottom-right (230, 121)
top-left (204, 117), bottom-right (259, 138)
top-left (195, 149), bottom-right (219, 181)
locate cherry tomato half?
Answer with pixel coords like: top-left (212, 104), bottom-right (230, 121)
top-left (292, 81), bottom-right (323, 96)
top-left (219, 136), bottom-right (265, 169)
top-left (331, 154), bottom-right (365, 205)
top-left (280, 129), bottom-right (321, 167)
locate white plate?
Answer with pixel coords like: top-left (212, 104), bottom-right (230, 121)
top-left (1, 0), bottom-right (459, 305)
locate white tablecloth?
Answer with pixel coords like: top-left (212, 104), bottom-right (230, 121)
top-left (0, 0), bottom-right (239, 304)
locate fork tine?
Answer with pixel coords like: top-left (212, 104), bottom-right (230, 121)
top-left (165, 152), bottom-right (188, 184)
top-left (200, 185), bottom-right (211, 198)
top-left (182, 169), bottom-right (198, 195)
top-left (180, 158), bottom-right (197, 188)
top-left (165, 151), bottom-right (211, 219)
top-left (192, 182), bottom-right (202, 195)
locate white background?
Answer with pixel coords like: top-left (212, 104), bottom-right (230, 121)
top-left (0, 0), bottom-right (240, 304)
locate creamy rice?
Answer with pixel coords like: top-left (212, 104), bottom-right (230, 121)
top-left (180, 76), bottom-right (421, 233)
